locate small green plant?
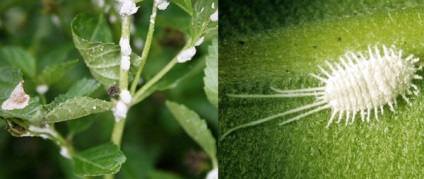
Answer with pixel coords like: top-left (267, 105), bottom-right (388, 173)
top-left (0, 0), bottom-right (217, 178)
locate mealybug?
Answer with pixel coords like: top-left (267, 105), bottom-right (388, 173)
top-left (220, 45), bottom-right (422, 141)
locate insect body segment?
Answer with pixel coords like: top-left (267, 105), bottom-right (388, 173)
top-left (312, 45), bottom-right (421, 127)
top-left (221, 45), bottom-right (422, 141)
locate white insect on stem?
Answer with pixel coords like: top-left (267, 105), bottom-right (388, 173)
top-left (155, 0), bottom-right (169, 10)
top-left (221, 45), bottom-right (422, 141)
top-left (112, 100), bottom-right (128, 121)
top-left (210, 10), bottom-right (218, 22)
top-left (206, 167), bottom-right (218, 179)
top-left (150, 11), bottom-right (157, 24)
top-left (112, 90), bottom-right (132, 122)
top-left (177, 46), bottom-right (197, 63)
top-left (119, 0), bottom-right (138, 71)
top-left (119, 0), bottom-right (139, 16)
top-left (119, 37), bottom-right (132, 56)
top-left (121, 54), bottom-right (131, 71)
top-left (120, 89), bottom-right (132, 104)
top-left (195, 36), bottom-right (204, 46)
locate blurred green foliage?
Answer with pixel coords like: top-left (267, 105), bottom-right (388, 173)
top-left (0, 0), bottom-right (217, 178)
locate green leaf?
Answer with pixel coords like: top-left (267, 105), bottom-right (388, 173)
top-left (189, 0), bottom-right (217, 45)
top-left (39, 44), bottom-right (73, 71)
top-left (165, 101), bottom-right (217, 167)
top-left (73, 143), bottom-right (126, 176)
top-left (203, 38), bottom-right (218, 108)
top-left (71, 13), bottom-right (112, 43)
top-left (71, 13), bottom-right (142, 87)
top-left (47, 78), bottom-right (101, 110)
top-left (0, 98), bottom-right (42, 121)
top-left (53, 78), bottom-right (101, 136)
top-left (0, 67), bottom-right (42, 121)
top-left (0, 46), bottom-right (37, 79)
top-left (45, 96), bottom-right (113, 123)
top-left (39, 59), bottom-right (78, 85)
top-left (171, 0), bottom-right (193, 16)
top-left (67, 78), bottom-right (101, 97)
top-left (0, 67), bottom-right (22, 103)
top-left (67, 116), bottom-right (94, 137)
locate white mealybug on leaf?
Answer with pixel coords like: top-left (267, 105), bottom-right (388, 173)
top-left (221, 45), bottom-right (422, 141)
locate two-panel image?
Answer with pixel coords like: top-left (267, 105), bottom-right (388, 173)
top-left (1, 0), bottom-right (423, 178)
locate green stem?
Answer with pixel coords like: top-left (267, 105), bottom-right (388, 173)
top-left (105, 119), bottom-right (125, 179)
top-left (111, 118), bottom-right (126, 146)
top-left (119, 15), bottom-right (131, 91)
top-left (130, 3), bottom-right (158, 94)
top-left (40, 94), bottom-right (47, 105)
top-left (131, 58), bottom-right (178, 105)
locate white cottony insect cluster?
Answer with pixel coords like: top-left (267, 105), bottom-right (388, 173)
top-left (178, 47), bottom-right (197, 63)
top-left (195, 36), bottom-right (204, 46)
top-left (210, 10), bottom-right (218, 22)
top-left (119, 0), bottom-right (139, 16)
top-left (206, 167), bottom-right (218, 179)
top-left (119, 0), bottom-right (138, 71)
top-left (120, 37), bottom-right (131, 71)
top-left (119, 32), bottom-right (132, 71)
top-left (221, 45), bottom-right (422, 141)
top-left (155, 0), bottom-right (169, 10)
top-left (20, 124), bottom-right (57, 140)
top-left (112, 90), bottom-right (132, 121)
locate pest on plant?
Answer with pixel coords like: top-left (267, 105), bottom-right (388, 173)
top-left (221, 45), bottom-right (422, 141)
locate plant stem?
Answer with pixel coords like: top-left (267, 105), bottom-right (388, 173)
top-left (106, 1), bottom-right (135, 178)
top-left (131, 57), bottom-right (177, 105)
top-left (119, 15), bottom-right (131, 91)
top-left (111, 117), bottom-right (126, 146)
top-left (130, 3), bottom-right (158, 94)
top-left (111, 0), bottom-right (133, 147)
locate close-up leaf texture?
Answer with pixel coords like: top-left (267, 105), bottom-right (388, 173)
top-left (219, 0), bottom-right (424, 178)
